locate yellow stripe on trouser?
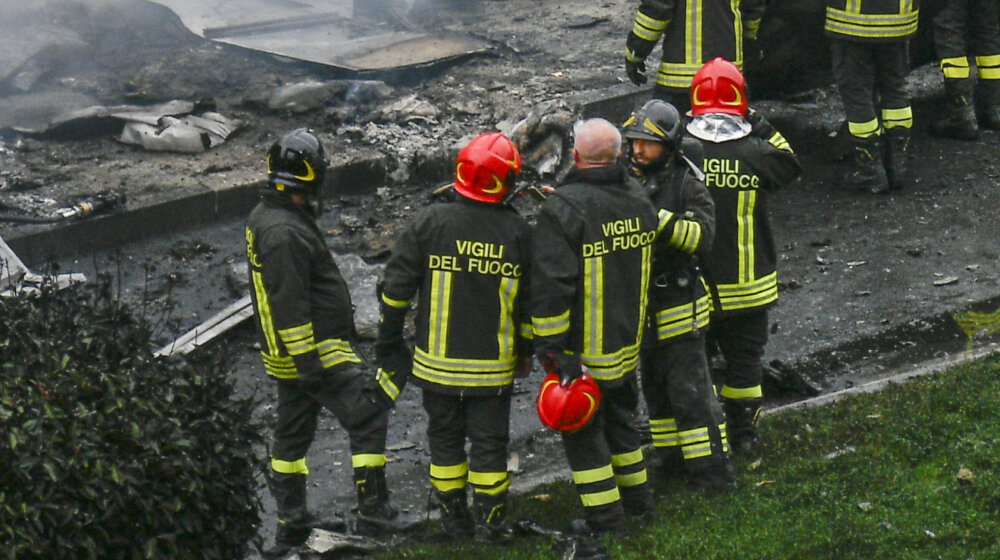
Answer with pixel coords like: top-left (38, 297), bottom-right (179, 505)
top-left (352, 454), bottom-right (386, 468)
top-left (678, 426), bottom-right (712, 460)
top-left (977, 54), bottom-right (1000, 80)
top-left (611, 449), bottom-right (647, 488)
top-left (650, 417), bottom-right (681, 448)
top-left (721, 384), bottom-right (763, 399)
top-left (572, 464), bottom-right (621, 507)
top-left (468, 470), bottom-right (511, 496)
top-left (720, 422), bottom-right (730, 453)
top-left (941, 56), bottom-right (971, 79)
top-left (430, 462), bottom-right (468, 492)
top-left (848, 116), bottom-right (881, 138)
top-left (882, 106), bottom-right (912, 130)
top-left (271, 456), bottom-right (309, 475)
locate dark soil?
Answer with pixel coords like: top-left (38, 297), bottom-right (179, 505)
top-left (2, 0), bottom-right (1000, 556)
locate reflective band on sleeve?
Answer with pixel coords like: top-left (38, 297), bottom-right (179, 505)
top-left (376, 369), bottom-right (400, 402)
top-left (532, 309), bottom-right (571, 337)
top-left (381, 292), bottom-right (412, 309)
top-left (271, 456), bottom-right (309, 475)
top-left (352, 454), bottom-right (387, 468)
top-left (278, 323), bottom-right (316, 356)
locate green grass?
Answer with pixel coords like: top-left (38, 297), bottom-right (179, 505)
top-left (378, 357), bottom-right (1000, 559)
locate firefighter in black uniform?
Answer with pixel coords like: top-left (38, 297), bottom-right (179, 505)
top-left (624, 0), bottom-right (765, 114)
top-left (685, 59), bottom-right (802, 460)
top-left (622, 99), bottom-right (735, 492)
top-left (531, 118), bottom-right (658, 536)
top-left (929, 0), bottom-right (1000, 139)
top-left (825, 0), bottom-right (920, 193)
top-left (246, 129), bottom-right (409, 556)
top-left (374, 132), bottom-right (532, 542)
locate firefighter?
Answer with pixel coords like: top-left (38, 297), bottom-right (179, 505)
top-left (374, 132), bottom-right (533, 542)
top-left (245, 129), bottom-right (410, 556)
top-left (622, 99), bottom-right (735, 492)
top-left (685, 59), bottom-right (802, 460)
top-left (624, 0), bottom-right (765, 115)
top-left (929, 0), bottom-right (1000, 139)
top-left (531, 118), bottom-right (658, 536)
top-left (825, 0), bottom-right (920, 193)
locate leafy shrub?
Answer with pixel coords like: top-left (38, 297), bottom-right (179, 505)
top-left (0, 279), bottom-right (264, 559)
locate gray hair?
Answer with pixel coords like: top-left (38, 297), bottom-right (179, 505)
top-left (573, 118), bottom-right (622, 166)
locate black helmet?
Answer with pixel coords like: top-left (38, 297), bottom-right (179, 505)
top-left (266, 128), bottom-right (327, 193)
top-left (622, 99), bottom-right (683, 150)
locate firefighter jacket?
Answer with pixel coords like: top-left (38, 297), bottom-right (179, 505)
top-left (626, 0), bottom-right (766, 94)
top-left (379, 199), bottom-right (532, 397)
top-left (246, 189), bottom-right (361, 380)
top-left (825, 0), bottom-right (919, 43)
top-left (632, 154), bottom-right (715, 345)
top-left (687, 114), bottom-right (802, 316)
top-left (531, 164), bottom-right (660, 386)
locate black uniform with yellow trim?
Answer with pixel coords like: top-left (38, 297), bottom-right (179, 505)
top-left (377, 197), bottom-right (532, 530)
top-left (630, 147), bottom-right (734, 490)
top-left (931, 0), bottom-right (1000, 132)
top-left (825, 0), bottom-right (919, 191)
top-left (688, 113), bottom-right (801, 456)
top-left (246, 187), bottom-right (389, 529)
top-left (531, 163), bottom-right (659, 531)
top-left (625, 0), bottom-right (765, 112)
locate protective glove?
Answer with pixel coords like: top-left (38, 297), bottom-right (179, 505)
top-left (540, 351), bottom-right (582, 387)
top-left (372, 335), bottom-right (411, 409)
top-left (625, 58), bottom-right (647, 86)
top-left (746, 107), bottom-right (777, 141)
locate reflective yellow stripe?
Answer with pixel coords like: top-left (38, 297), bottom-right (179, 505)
top-left (650, 417), bottom-right (681, 447)
top-left (381, 292), bottom-right (411, 309)
top-left (713, 271), bottom-right (778, 312)
top-left (678, 426), bottom-right (710, 444)
top-left (278, 323), bottom-right (315, 356)
top-left (721, 384), bottom-right (763, 399)
top-left (632, 11), bottom-right (669, 42)
top-left (352, 454), bottom-right (386, 468)
top-left (625, 47), bottom-right (644, 63)
top-left (737, 191), bottom-right (757, 284)
top-left (428, 270), bottom-right (453, 356)
top-left (580, 342), bottom-right (642, 381)
top-left (616, 470), bottom-right (648, 488)
top-left (882, 106), bottom-right (913, 130)
top-left (657, 209), bottom-right (676, 235)
top-left (572, 464), bottom-right (615, 485)
top-left (376, 369), bottom-right (400, 402)
top-left (682, 442), bottom-right (713, 459)
top-left (639, 243), bottom-right (652, 347)
top-left (580, 487), bottom-right (621, 508)
top-left (469, 471), bottom-right (511, 495)
top-left (745, 17), bottom-right (761, 39)
top-left (432, 478), bottom-right (467, 492)
top-left (271, 457), bottom-right (308, 475)
top-left (848, 117), bottom-right (881, 138)
top-left (941, 56), bottom-right (971, 79)
top-left (412, 347), bottom-right (515, 387)
top-left (261, 352), bottom-right (296, 379)
top-left (684, 0), bottom-right (700, 65)
top-left (532, 309), bottom-right (570, 337)
top-left (317, 339), bottom-right (362, 368)
top-left (431, 462), bottom-right (469, 479)
top-left (611, 449), bottom-right (644, 468)
top-left (519, 321), bottom-right (534, 340)
top-left (824, 7), bottom-right (918, 39)
top-left (655, 295), bottom-right (711, 340)
top-left (977, 54), bottom-right (1000, 80)
top-left (497, 277), bottom-right (518, 360)
top-left (252, 270), bottom-right (279, 355)
top-left (768, 131), bottom-right (793, 152)
top-left (583, 255), bottom-right (604, 356)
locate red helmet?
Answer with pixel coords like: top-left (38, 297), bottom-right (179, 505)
top-left (454, 132), bottom-right (522, 204)
top-left (690, 57), bottom-right (748, 117)
top-left (536, 372), bottom-right (601, 433)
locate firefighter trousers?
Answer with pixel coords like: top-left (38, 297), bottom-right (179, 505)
top-left (422, 390), bottom-right (512, 499)
top-left (830, 39), bottom-right (912, 137)
top-left (271, 363), bottom-right (389, 478)
top-left (640, 331), bottom-right (730, 485)
top-left (561, 375), bottom-right (651, 531)
top-left (933, 0), bottom-right (1000, 104)
top-left (707, 309), bottom-right (768, 402)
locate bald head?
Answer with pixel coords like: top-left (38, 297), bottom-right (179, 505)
top-left (573, 118), bottom-right (622, 169)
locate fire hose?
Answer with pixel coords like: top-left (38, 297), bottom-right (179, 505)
top-left (0, 191), bottom-right (126, 224)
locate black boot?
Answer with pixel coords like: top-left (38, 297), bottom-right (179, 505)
top-left (883, 127), bottom-right (910, 191)
top-left (848, 135), bottom-right (890, 194)
top-left (354, 467), bottom-right (421, 536)
top-left (430, 488), bottom-right (474, 539)
top-left (473, 491), bottom-right (513, 543)
top-left (722, 397), bottom-right (763, 461)
top-left (977, 103), bottom-right (1000, 130)
top-left (687, 455), bottom-right (737, 493)
top-left (930, 96), bottom-right (979, 140)
top-left (650, 446), bottom-right (686, 485)
top-left (264, 473), bottom-right (312, 558)
top-left (620, 483), bottom-right (657, 522)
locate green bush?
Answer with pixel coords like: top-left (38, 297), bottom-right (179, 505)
top-left (0, 280), bottom-right (264, 559)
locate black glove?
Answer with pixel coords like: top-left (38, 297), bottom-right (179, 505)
top-left (746, 108), bottom-right (777, 141)
top-left (540, 352), bottom-right (582, 387)
top-left (625, 58), bottom-right (647, 86)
